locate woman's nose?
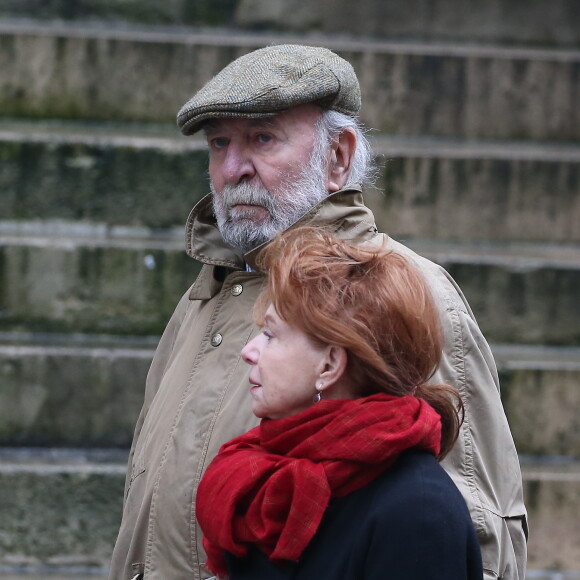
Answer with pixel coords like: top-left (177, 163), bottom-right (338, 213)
top-left (241, 336), bottom-right (259, 365)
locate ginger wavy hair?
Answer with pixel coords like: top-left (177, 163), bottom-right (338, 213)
top-left (255, 226), bottom-right (463, 459)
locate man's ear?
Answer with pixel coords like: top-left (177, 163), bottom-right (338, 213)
top-left (317, 346), bottom-right (349, 394)
top-left (327, 128), bottom-right (357, 192)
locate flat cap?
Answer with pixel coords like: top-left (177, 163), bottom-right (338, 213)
top-left (177, 44), bottom-right (361, 135)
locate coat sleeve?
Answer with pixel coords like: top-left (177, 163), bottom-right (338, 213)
top-left (386, 237), bottom-right (527, 580)
top-left (431, 269), bottom-right (528, 580)
top-left (122, 285), bottom-right (193, 499)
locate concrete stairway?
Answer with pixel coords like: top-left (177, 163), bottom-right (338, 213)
top-left (0, 11), bottom-right (579, 579)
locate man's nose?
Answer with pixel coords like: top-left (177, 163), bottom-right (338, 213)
top-left (222, 142), bottom-right (256, 185)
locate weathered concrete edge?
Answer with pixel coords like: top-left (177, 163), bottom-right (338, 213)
top-left (3, 224), bottom-right (579, 270)
top-left (2, 124), bottom-right (580, 162)
top-left (1, 19), bottom-right (580, 62)
top-left (0, 335), bottom-right (578, 371)
top-left (0, 564), bottom-right (109, 577)
top-left (1, 447), bottom-right (579, 484)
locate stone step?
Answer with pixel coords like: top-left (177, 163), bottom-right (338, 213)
top-left (0, 448), bottom-right (578, 575)
top-left (1, 228), bottom-right (578, 343)
top-left (1, 122), bottom-right (579, 243)
top-left (0, 448), bottom-right (125, 573)
top-left (0, 334), bottom-right (153, 447)
top-left (495, 345), bottom-right (580, 456)
top-left (0, 229), bottom-right (201, 335)
top-left (1, 0), bottom-right (579, 47)
top-left (406, 240), bottom-right (580, 346)
top-left (236, 0), bottom-right (580, 48)
top-left (0, 570), bottom-right (107, 579)
top-left (0, 121), bottom-right (208, 231)
top-left (0, 1), bottom-right (233, 29)
top-left (521, 458), bottom-right (580, 572)
top-left (371, 136), bottom-right (580, 245)
top-left (0, 333), bottom-right (578, 454)
top-left (1, 20), bottom-right (579, 140)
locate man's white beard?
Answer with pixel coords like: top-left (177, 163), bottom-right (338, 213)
top-left (211, 152), bottom-right (329, 254)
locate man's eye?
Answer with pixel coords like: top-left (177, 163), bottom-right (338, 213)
top-left (257, 134), bottom-right (272, 143)
top-left (211, 137), bottom-right (229, 148)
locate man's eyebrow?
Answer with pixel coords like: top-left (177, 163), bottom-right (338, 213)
top-left (202, 117), bottom-right (280, 136)
top-left (202, 122), bottom-right (221, 136)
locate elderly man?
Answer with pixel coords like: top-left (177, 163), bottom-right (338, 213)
top-left (109, 45), bottom-right (527, 580)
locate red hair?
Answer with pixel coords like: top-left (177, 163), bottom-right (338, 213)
top-left (255, 226), bottom-right (462, 459)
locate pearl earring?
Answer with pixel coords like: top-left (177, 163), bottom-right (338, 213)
top-left (313, 382), bottom-right (323, 404)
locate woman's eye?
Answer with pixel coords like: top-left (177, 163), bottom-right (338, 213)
top-left (262, 329), bottom-right (273, 341)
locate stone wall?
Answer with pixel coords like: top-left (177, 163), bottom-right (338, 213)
top-left (1, 26), bottom-right (579, 141)
top-left (0, 0), bottom-right (579, 46)
top-left (1, 5), bottom-right (579, 575)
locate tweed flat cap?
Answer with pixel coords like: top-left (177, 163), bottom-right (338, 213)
top-left (177, 44), bottom-right (361, 135)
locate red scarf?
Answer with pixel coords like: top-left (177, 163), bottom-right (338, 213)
top-left (196, 393), bottom-right (442, 577)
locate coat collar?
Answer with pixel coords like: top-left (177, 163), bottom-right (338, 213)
top-left (186, 185), bottom-right (380, 299)
top-left (185, 185), bottom-right (378, 269)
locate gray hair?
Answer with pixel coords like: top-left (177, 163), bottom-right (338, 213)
top-left (314, 110), bottom-right (377, 189)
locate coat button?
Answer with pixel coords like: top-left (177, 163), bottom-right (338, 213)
top-left (210, 333), bottom-right (223, 347)
top-left (231, 284), bottom-right (243, 296)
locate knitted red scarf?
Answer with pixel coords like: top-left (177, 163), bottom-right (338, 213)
top-left (196, 393), bottom-right (442, 577)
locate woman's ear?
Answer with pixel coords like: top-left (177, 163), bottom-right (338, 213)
top-left (317, 346), bottom-right (349, 397)
top-left (326, 128), bottom-right (357, 192)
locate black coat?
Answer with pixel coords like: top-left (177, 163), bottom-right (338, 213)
top-left (226, 450), bottom-right (483, 579)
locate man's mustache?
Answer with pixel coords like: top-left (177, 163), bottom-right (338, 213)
top-left (222, 183), bottom-right (275, 212)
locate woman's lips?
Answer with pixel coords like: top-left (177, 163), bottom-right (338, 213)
top-left (249, 378), bottom-right (261, 394)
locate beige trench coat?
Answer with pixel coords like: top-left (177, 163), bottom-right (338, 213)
top-left (109, 187), bottom-right (527, 580)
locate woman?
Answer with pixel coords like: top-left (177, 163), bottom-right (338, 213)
top-left (196, 227), bottom-right (483, 580)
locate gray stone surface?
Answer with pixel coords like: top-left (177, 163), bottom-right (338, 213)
top-left (0, 131), bottom-right (209, 229)
top-left (522, 460), bottom-right (580, 571)
top-left (0, 449), bottom-right (579, 573)
top-left (0, 5), bottom-right (579, 574)
top-left (434, 259), bottom-right (580, 346)
top-left (1, 0), bottom-right (579, 47)
top-left (235, 0), bottom-right (580, 47)
top-left (0, 241), bottom-right (200, 335)
top-left (1, 334), bottom-right (579, 455)
top-left (2, 233), bottom-right (578, 343)
top-left (0, 573), bottom-right (107, 579)
top-left (0, 0), bottom-right (236, 27)
top-left (0, 449), bottom-right (125, 570)
top-left (1, 125), bottom-right (579, 243)
top-left (503, 368), bottom-right (580, 456)
top-left (0, 23), bottom-right (579, 140)
top-left (375, 152), bottom-right (580, 245)
top-left (0, 340), bottom-right (150, 446)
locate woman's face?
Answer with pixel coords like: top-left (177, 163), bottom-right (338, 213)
top-left (241, 305), bottom-right (332, 419)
